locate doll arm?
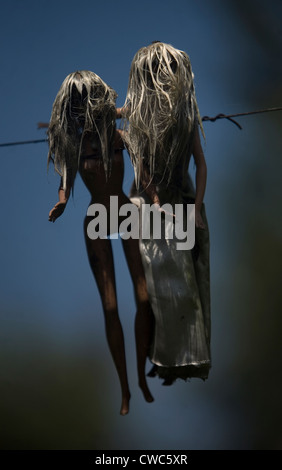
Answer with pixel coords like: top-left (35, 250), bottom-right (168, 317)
top-left (48, 178), bottom-right (71, 222)
top-left (140, 166), bottom-right (160, 205)
top-left (192, 124), bottom-right (207, 229)
top-left (116, 103), bottom-right (131, 119)
top-left (116, 108), bottom-right (123, 119)
top-left (140, 166), bottom-right (175, 219)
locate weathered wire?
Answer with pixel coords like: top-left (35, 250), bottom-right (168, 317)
top-left (201, 107), bottom-right (282, 130)
top-left (0, 138), bottom-right (47, 147)
top-left (0, 107), bottom-right (281, 148)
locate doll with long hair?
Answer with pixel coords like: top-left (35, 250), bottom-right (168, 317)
top-left (48, 70), bottom-right (154, 415)
top-left (122, 42), bottom-right (211, 384)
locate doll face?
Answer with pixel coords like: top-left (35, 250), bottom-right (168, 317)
top-left (70, 85), bottom-right (86, 115)
top-left (69, 83), bottom-right (88, 127)
top-left (141, 49), bottom-right (178, 90)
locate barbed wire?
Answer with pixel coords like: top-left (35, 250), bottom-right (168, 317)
top-left (201, 107), bottom-right (282, 130)
top-left (0, 138), bottom-right (47, 148)
top-left (0, 107), bottom-right (281, 148)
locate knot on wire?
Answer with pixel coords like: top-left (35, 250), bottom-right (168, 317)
top-left (0, 107), bottom-right (281, 148)
top-left (202, 113), bottom-right (242, 130)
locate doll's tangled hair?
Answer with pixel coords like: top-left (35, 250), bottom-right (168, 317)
top-left (47, 70), bottom-right (117, 191)
top-left (122, 42), bottom-right (204, 187)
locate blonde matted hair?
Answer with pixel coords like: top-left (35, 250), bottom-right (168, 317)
top-left (47, 70), bottom-right (117, 191)
top-left (122, 42), bottom-right (204, 187)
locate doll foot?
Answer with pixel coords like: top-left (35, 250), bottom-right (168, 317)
top-left (120, 393), bottom-right (131, 416)
top-left (139, 381), bottom-right (154, 403)
top-left (147, 364), bottom-right (158, 377)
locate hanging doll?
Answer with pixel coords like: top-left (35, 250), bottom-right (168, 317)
top-left (47, 70), bottom-right (154, 415)
top-left (121, 42), bottom-right (211, 384)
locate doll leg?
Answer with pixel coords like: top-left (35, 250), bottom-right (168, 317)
top-left (84, 217), bottom-right (131, 415)
top-left (121, 237), bottom-right (154, 403)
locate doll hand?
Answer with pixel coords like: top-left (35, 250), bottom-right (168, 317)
top-left (195, 209), bottom-right (206, 229)
top-left (153, 203), bottom-right (175, 222)
top-left (49, 202), bottom-right (66, 222)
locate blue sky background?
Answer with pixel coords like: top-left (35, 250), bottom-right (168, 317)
top-left (0, 0), bottom-right (281, 450)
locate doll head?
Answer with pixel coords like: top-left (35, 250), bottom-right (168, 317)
top-left (123, 42), bottom-right (204, 186)
top-left (48, 70), bottom-right (117, 190)
top-left (127, 41), bottom-right (193, 97)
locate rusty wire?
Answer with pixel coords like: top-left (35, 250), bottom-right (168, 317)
top-left (0, 107), bottom-right (281, 148)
